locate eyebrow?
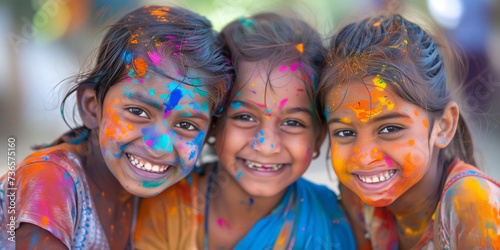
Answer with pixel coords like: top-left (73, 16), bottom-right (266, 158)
top-left (231, 100), bottom-right (311, 116)
top-left (328, 112), bottom-right (412, 125)
top-left (283, 107), bottom-right (312, 116)
top-left (182, 111), bottom-right (210, 122)
top-left (124, 92), bottom-right (163, 111)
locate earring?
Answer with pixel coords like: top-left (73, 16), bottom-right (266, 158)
top-left (207, 136), bottom-right (216, 146)
top-left (312, 151), bottom-right (319, 159)
top-left (440, 139), bottom-right (447, 146)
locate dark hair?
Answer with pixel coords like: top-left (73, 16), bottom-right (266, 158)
top-left (220, 13), bottom-right (324, 97)
top-left (60, 5), bottom-right (233, 138)
top-left (317, 14), bottom-right (476, 173)
top-left (215, 13), bottom-right (326, 151)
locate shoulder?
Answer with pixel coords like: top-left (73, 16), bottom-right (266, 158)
top-left (439, 168), bottom-right (500, 248)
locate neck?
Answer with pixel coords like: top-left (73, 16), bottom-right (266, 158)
top-left (387, 155), bottom-right (444, 249)
top-left (204, 163), bottom-right (287, 248)
top-left (211, 165), bottom-right (286, 223)
top-left (81, 131), bottom-right (132, 203)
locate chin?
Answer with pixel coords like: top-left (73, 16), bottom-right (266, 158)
top-left (242, 183), bottom-right (286, 198)
top-left (359, 194), bottom-right (396, 207)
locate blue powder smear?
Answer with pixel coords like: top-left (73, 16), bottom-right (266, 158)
top-left (231, 101), bottom-right (243, 110)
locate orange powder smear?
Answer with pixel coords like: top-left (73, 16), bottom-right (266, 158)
top-left (408, 140), bottom-right (414, 145)
top-left (134, 58), bottom-right (148, 77)
top-left (296, 43), bottom-right (304, 53)
top-left (130, 34), bottom-right (139, 44)
top-left (42, 216), bottom-right (49, 225)
top-left (423, 119), bottom-right (428, 128)
top-left (150, 7), bottom-right (170, 22)
top-left (414, 110), bottom-right (419, 117)
top-left (342, 90), bottom-right (394, 122)
top-left (373, 21), bottom-right (381, 27)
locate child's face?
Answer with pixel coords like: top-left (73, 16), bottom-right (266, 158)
top-left (216, 61), bottom-right (318, 197)
top-left (326, 78), bottom-right (438, 206)
top-left (99, 73), bottom-right (211, 197)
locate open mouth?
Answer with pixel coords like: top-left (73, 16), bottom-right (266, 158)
top-left (244, 159), bottom-right (287, 172)
top-left (126, 153), bottom-right (171, 174)
top-left (356, 170), bottom-right (397, 184)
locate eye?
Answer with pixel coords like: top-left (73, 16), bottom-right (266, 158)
top-left (234, 114), bottom-right (255, 122)
top-left (379, 126), bottom-right (403, 134)
top-left (334, 130), bottom-right (356, 137)
top-left (175, 121), bottom-right (198, 131)
top-left (127, 107), bottom-right (149, 118)
top-left (281, 120), bottom-right (304, 127)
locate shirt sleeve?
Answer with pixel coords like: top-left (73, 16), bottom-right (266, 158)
top-left (440, 176), bottom-right (500, 249)
top-left (14, 162), bottom-right (77, 249)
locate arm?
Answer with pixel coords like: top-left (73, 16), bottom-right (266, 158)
top-left (16, 223), bottom-right (68, 249)
top-left (13, 162), bottom-right (77, 249)
top-left (441, 176), bottom-right (500, 248)
top-left (339, 183), bottom-right (372, 250)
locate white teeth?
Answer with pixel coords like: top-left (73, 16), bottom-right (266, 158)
top-left (152, 165), bottom-right (159, 172)
top-left (358, 170), bottom-right (396, 184)
top-left (126, 153), bottom-right (170, 174)
top-left (244, 160), bottom-right (285, 172)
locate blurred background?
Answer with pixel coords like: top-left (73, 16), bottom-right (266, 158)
top-left (1, 0), bottom-right (499, 193)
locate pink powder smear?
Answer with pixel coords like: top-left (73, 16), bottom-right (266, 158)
top-left (147, 52), bottom-right (162, 66)
top-left (279, 98), bottom-right (288, 110)
top-left (279, 65), bottom-right (287, 72)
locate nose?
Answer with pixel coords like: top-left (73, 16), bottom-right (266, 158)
top-left (142, 124), bottom-right (175, 157)
top-left (252, 127), bottom-right (282, 155)
top-left (351, 135), bottom-right (382, 166)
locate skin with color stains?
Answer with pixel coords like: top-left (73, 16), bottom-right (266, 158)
top-left (328, 79), bottom-right (500, 249)
top-left (99, 68), bottom-right (210, 197)
top-left (216, 61), bottom-right (318, 198)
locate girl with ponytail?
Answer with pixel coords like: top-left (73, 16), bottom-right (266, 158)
top-left (317, 14), bottom-right (500, 249)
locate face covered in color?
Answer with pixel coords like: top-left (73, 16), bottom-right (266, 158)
top-left (216, 61), bottom-right (319, 198)
top-left (99, 63), bottom-right (211, 197)
top-left (326, 77), bottom-right (439, 206)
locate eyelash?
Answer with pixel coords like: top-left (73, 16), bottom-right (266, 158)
top-left (281, 120), bottom-right (305, 127)
top-left (127, 107), bottom-right (149, 118)
top-left (379, 125), bottom-right (403, 134)
top-left (333, 125), bottom-right (404, 137)
top-left (175, 121), bottom-right (198, 131)
top-left (233, 114), bottom-right (255, 122)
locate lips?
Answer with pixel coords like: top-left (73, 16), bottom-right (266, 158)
top-left (126, 153), bottom-right (171, 174)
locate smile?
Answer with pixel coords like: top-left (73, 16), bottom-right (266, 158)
top-left (356, 170), bottom-right (396, 184)
top-left (126, 153), bottom-right (171, 174)
top-left (244, 159), bottom-right (286, 172)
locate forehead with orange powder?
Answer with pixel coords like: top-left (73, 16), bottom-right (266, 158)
top-left (327, 76), bottom-right (435, 206)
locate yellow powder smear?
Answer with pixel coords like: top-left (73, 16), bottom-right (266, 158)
top-left (373, 75), bottom-right (387, 91)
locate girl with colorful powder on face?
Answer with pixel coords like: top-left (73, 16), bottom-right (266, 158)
top-left (134, 13), bottom-right (356, 249)
top-left (317, 14), bottom-right (500, 249)
top-left (0, 6), bottom-right (231, 249)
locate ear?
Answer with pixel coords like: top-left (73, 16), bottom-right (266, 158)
top-left (433, 101), bottom-right (459, 149)
top-left (77, 87), bottom-right (99, 129)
